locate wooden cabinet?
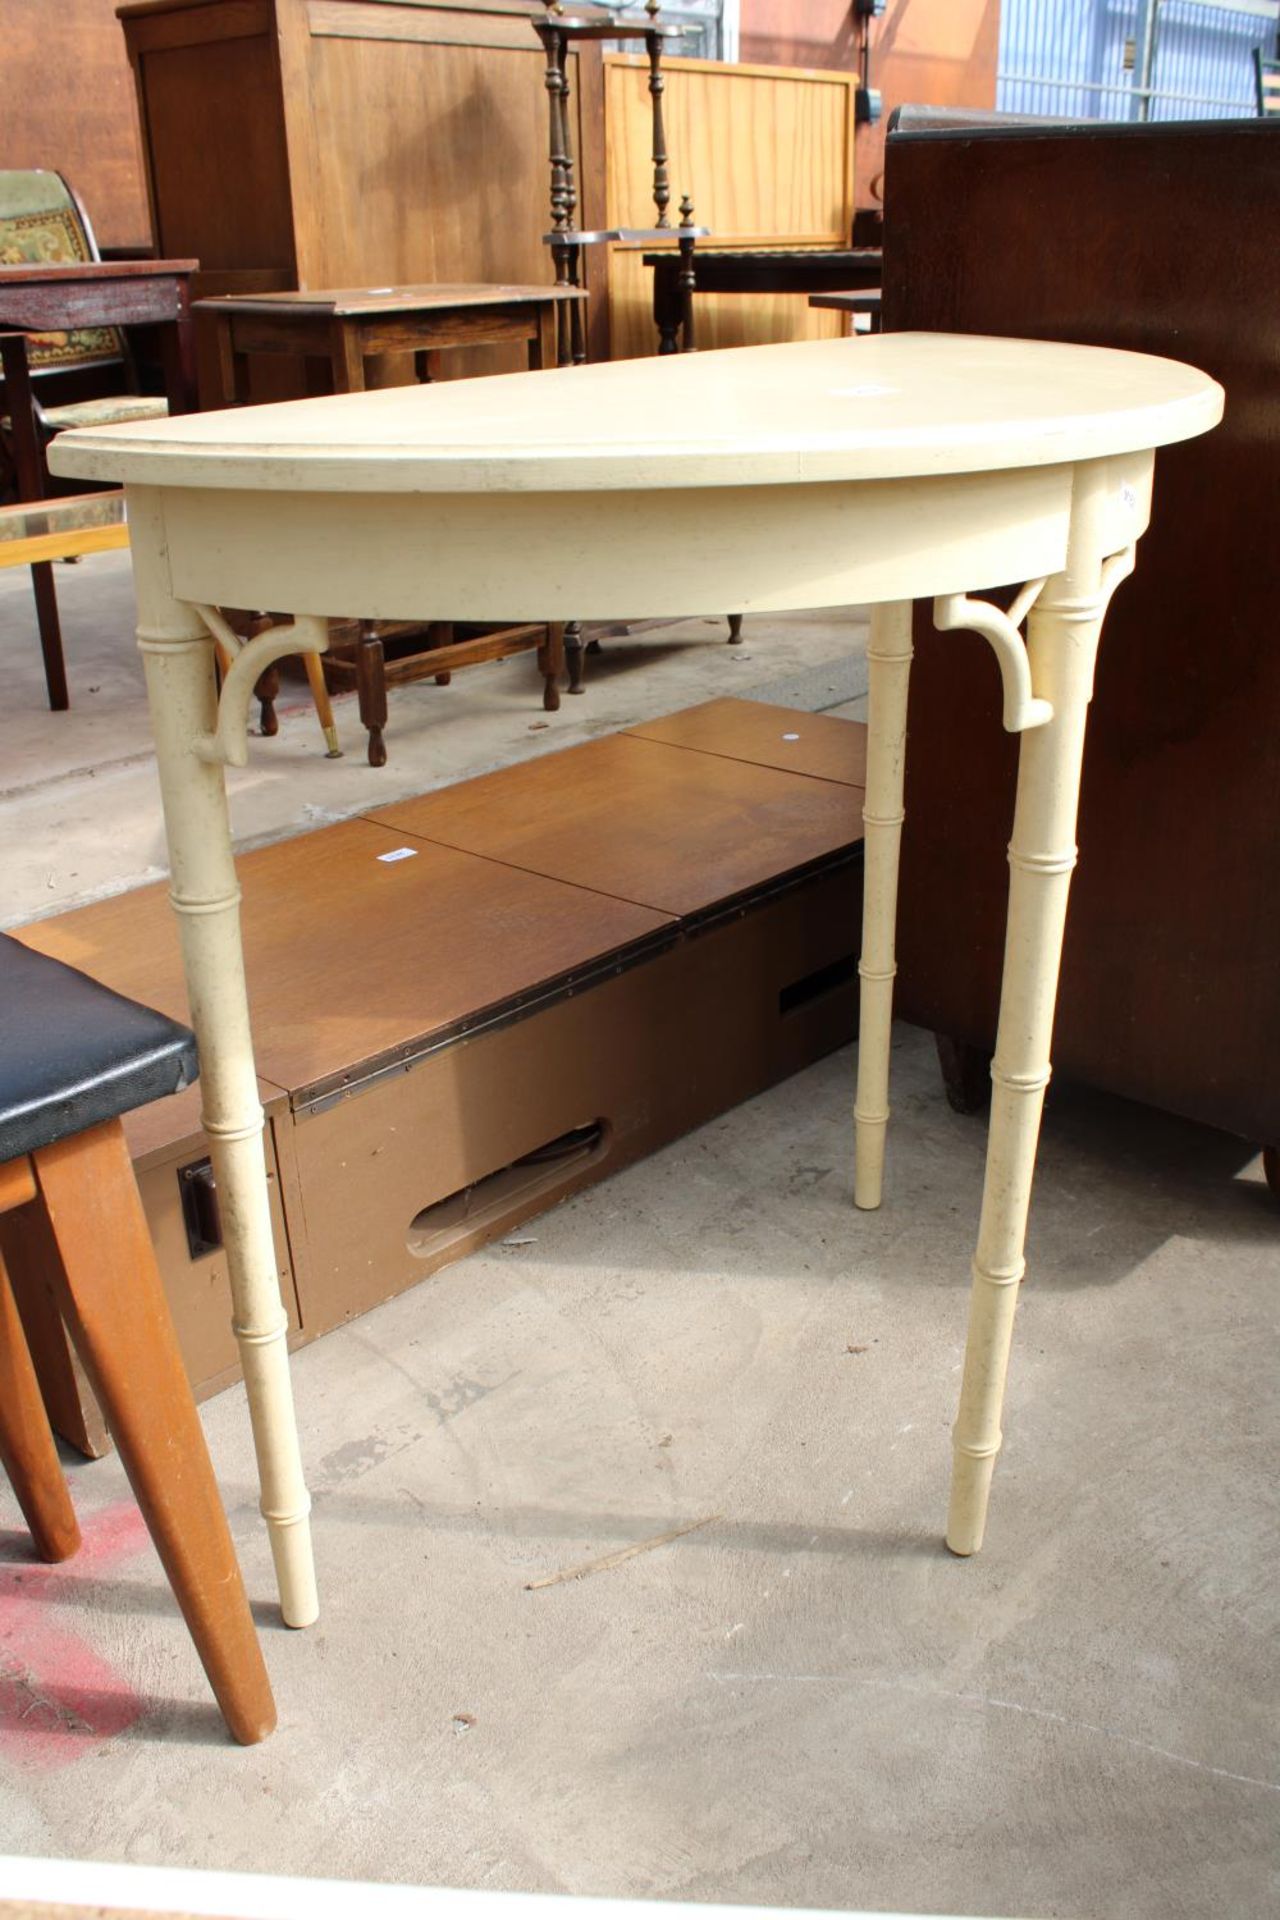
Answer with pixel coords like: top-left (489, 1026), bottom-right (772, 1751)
top-left (120, 0), bottom-right (858, 382)
top-left (881, 117), bottom-right (1280, 1153)
top-left (118, 0), bottom-right (611, 379)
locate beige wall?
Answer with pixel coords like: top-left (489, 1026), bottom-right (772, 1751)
top-left (740, 0), bottom-right (1001, 209)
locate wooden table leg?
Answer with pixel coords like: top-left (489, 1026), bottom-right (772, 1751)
top-left (947, 465), bottom-right (1132, 1555)
top-left (212, 315), bottom-right (241, 407)
top-left (303, 650), bottom-right (342, 757)
top-left (330, 321), bottom-right (366, 394)
top-left (653, 259), bottom-right (681, 355)
top-left (34, 1120), bottom-right (276, 1744)
top-left (159, 281), bottom-right (198, 415)
top-left (28, 564), bottom-right (70, 712)
top-left (127, 488), bottom-right (317, 1628)
top-left (531, 306), bottom-right (557, 372)
top-left (0, 1238), bottom-right (81, 1563)
top-left (1, 332), bottom-right (68, 711)
top-left (854, 599), bottom-right (913, 1210)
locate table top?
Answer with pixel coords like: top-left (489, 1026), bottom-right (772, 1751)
top-left (194, 283), bottom-right (588, 318)
top-left (48, 332), bottom-right (1223, 498)
top-left (0, 259), bottom-right (198, 285)
top-left (550, 226), bottom-right (710, 246)
top-left (809, 292), bottom-right (882, 311)
top-left (639, 246), bottom-right (879, 264)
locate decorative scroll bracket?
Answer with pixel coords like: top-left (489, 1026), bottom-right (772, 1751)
top-left (191, 609), bottom-right (329, 769)
top-left (933, 579), bottom-right (1052, 734)
top-left (933, 545), bottom-right (1137, 737)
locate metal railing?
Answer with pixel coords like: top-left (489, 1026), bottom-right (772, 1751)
top-left (998, 0), bottom-right (1278, 120)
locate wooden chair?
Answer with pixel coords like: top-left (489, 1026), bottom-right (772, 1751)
top-left (0, 171), bottom-right (170, 450)
top-left (0, 935), bottom-right (276, 1746)
top-left (0, 174), bottom-right (335, 750)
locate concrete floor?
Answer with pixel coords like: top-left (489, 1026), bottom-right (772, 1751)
top-left (1, 556), bottom-right (1277, 1916)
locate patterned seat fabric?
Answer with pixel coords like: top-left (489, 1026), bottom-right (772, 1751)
top-left (0, 171), bottom-right (125, 373)
top-left (20, 394), bottom-right (167, 432)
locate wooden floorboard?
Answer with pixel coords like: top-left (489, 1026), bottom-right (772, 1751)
top-left (369, 733), bottom-right (864, 918)
top-left (627, 697), bottom-right (868, 788)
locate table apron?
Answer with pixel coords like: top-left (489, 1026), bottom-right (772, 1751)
top-left (149, 456), bottom-right (1153, 624)
top-left (0, 281), bottom-right (186, 330)
top-left (221, 309), bottom-right (545, 359)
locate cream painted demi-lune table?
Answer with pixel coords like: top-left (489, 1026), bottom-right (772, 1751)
top-left (50, 335), bottom-right (1222, 1628)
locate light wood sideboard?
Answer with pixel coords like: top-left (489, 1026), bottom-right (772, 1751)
top-left (605, 53), bottom-right (855, 359)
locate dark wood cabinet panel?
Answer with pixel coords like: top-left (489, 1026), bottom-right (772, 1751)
top-left (882, 117), bottom-right (1280, 1148)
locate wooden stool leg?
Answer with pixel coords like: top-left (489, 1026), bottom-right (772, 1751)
top-left (427, 620), bottom-right (454, 686)
top-left (854, 599), bottom-right (913, 1209)
top-left (564, 620), bottom-right (586, 694)
top-left (33, 1121), bottom-right (276, 1745)
top-left (303, 650), bottom-right (342, 757)
top-left (356, 623), bottom-right (388, 767)
top-left (255, 663), bottom-right (280, 737)
top-left (0, 1241), bottom-right (81, 1563)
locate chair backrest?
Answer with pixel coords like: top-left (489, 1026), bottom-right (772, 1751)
top-left (0, 171), bottom-right (123, 375)
top-left (1255, 48), bottom-right (1280, 116)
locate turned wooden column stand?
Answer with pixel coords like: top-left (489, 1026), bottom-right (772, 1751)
top-left (533, 1), bottom-right (709, 692)
top-left (50, 334), bottom-right (1221, 1622)
top-left (533, 0), bottom-right (704, 367)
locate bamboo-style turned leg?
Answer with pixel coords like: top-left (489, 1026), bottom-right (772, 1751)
top-left (947, 468), bottom-right (1129, 1556)
top-left (854, 599), bottom-right (913, 1210)
top-left (128, 489), bottom-right (317, 1628)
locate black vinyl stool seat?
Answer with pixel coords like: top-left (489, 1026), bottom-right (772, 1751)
top-left (0, 932), bottom-right (275, 1744)
top-left (0, 934), bottom-right (198, 1163)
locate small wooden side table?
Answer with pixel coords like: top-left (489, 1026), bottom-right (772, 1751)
top-left (194, 284), bottom-right (585, 762)
top-left (195, 283), bottom-right (588, 399)
top-left (642, 246), bottom-right (882, 353)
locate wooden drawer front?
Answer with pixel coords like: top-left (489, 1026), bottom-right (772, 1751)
top-left (287, 858), bottom-right (861, 1336)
